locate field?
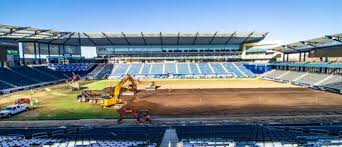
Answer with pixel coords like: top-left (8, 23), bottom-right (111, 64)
top-left (1, 78), bottom-right (342, 120)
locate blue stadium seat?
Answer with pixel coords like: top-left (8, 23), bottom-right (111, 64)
top-left (177, 63), bottom-right (191, 75)
top-left (197, 63), bottom-right (214, 75)
top-left (164, 63), bottom-right (177, 74)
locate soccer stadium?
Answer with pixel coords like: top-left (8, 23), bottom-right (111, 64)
top-left (0, 1), bottom-right (342, 146)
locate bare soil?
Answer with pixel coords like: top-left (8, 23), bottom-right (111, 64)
top-left (123, 88), bottom-right (342, 117)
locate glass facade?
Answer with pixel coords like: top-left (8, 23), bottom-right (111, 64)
top-left (97, 45), bottom-right (240, 55)
top-left (21, 42), bottom-right (81, 58)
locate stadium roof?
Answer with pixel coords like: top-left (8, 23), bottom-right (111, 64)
top-left (0, 24), bottom-right (268, 46)
top-left (274, 33), bottom-right (342, 53)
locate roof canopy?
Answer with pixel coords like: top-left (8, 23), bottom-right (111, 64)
top-left (274, 33), bottom-right (342, 53)
top-left (0, 24), bottom-right (268, 46)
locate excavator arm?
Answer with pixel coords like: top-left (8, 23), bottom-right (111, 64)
top-left (102, 74), bottom-right (137, 107)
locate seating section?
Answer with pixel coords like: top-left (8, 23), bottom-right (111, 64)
top-left (262, 69), bottom-right (342, 93)
top-left (0, 67), bottom-right (39, 87)
top-left (0, 66), bottom-right (69, 93)
top-left (32, 66), bottom-right (68, 80)
top-left (0, 127), bottom-right (165, 147)
top-left (319, 75), bottom-right (342, 90)
top-left (177, 63), bottom-right (191, 74)
top-left (222, 62), bottom-right (245, 77)
top-left (93, 64), bottom-right (114, 79)
top-left (1, 124), bottom-right (342, 147)
top-left (176, 124), bottom-right (342, 147)
top-left (11, 66), bottom-right (57, 82)
top-left (109, 62), bottom-right (255, 79)
top-left (86, 64), bottom-right (104, 79)
top-left (48, 63), bottom-right (95, 77)
top-left (296, 73), bottom-right (328, 85)
top-left (48, 63), bottom-right (94, 72)
top-left (0, 81), bottom-right (13, 90)
top-left (197, 63), bottom-right (214, 75)
top-left (280, 71), bottom-right (303, 81)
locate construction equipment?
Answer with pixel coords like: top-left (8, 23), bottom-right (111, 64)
top-left (77, 74), bottom-right (138, 107)
top-left (145, 81), bottom-right (158, 90)
top-left (77, 87), bottom-right (114, 104)
top-left (102, 74), bottom-right (138, 107)
top-left (15, 98), bottom-right (38, 109)
top-left (67, 73), bottom-right (81, 91)
top-left (117, 108), bottom-right (151, 124)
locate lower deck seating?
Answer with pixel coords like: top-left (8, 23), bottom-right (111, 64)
top-left (94, 64), bottom-right (113, 79)
top-left (32, 66), bottom-right (68, 80)
top-left (86, 64), bottom-right (103, 78)
top-left (0, 126), bottom-right (165, 147)
top-left (0, 67), bottom-right (39, 87)
top-left (11, 66), bottom-right (57, 82)
top-left (0, 81), bottom-right (13, 90)
top-left (176, 124), bottom-right (342, 147)
top-left (108, 62), bottom-right (255, 79)
top-left (262, 69), bottom-right (342, 93)
top-left (295, 73), bottom-right (328, 85)
top-left (1, 124), bottom-right (341, 147)
top-left (0, 66), bottom-right (70, 93)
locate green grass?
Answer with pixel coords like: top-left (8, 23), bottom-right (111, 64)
top-left (82, 80), bottom-right (119, 90)
top-left (3, 81), bottom-right (122, 121)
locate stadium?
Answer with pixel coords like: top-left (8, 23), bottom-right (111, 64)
top-left (1, 1), bottom-right (342, 146)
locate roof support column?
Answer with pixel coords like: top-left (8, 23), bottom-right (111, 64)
top-left (299, 52), bottom-right (302, 62)
top-left (38, 42), bottom-right (42, 64)
top-left (303, 52), bottom-right (306, 62)
top-left (47, 43), bottom-right (51, 64)
top-left (58, 45), bottom-right (61, 64)
top-left (33, 42), bottom-right (37, 64)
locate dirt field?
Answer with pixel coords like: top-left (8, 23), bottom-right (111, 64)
top-left (137, 78), bottom-right (297, 89)
top-left (1, 78), bottom-right (342, 120)
top-left (123, 87), bottom-right (342, 117)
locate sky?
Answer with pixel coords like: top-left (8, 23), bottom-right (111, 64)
top-left (0, 0), bottom-right (341, 44)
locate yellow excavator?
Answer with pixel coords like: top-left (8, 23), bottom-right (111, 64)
top-left (102, 74), bottom-right (138, 107)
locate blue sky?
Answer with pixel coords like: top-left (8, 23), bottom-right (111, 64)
top-left (0, 0), bottom-right (341, 44)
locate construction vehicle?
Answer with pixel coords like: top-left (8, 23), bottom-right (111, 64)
top-left (15, 98), bottom-right (38, 109)
top-left (77, 74), bottom-right (138, 107)
top-left (117, 108), bottom-right (151, 124)
top-left (102, 74), bottom-right (138, 107)
top-left (77, 87), bottom-right (114, 104)
top-left (67, 73), bottom-right (81, 91)
top-left (145, 81), bottom-right (158, 90)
